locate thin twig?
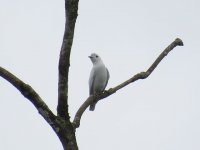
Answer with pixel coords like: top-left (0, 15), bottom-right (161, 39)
top-left (72, 38), bottom-right (184, 128)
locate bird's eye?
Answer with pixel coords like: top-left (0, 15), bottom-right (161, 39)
top-left (96, 55), bottom-right (99, 58)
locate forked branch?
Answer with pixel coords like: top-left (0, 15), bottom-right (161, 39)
top-left (73, 38), bottom-right (184, 128)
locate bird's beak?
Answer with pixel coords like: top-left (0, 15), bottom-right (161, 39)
top-left (88, 56), bottom-right (92, 58)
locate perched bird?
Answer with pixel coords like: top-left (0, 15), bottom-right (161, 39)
top-left (88, 53), bottom-right (110, 111)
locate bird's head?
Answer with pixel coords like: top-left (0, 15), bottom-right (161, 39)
top-left (88, 53), bottom-right (102, 64)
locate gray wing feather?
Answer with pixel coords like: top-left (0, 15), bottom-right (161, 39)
top-left (89, 69), bottom-right (96, 95)
top-left (103, 68), bottom-right (109, 90)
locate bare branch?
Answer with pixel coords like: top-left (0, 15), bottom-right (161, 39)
top-left (73, 38), bottom-right (184, 128)
top-left (57, 0), bottom-right (79, 119)
top-left (0, 66), bottom-right (59, 132)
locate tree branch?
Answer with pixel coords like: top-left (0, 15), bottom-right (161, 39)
top-left (0, 66), bottom-right (60, 132)
top-left (73, 38), bottom-right (184, 128)
top-left (57, 0), bottom-right (79, 119)
top-left (0, 66), bottom-right (79, 149)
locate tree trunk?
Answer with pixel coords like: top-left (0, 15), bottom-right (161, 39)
top-left (56, 119), bottom-right (79, 150)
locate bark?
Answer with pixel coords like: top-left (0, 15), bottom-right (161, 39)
top-left (57, 0), bottom-right (79, 119)
top-left (57, 0), bottom-right (79, 149)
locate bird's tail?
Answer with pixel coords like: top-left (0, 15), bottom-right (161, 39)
top-left (89, 102), bottom-right (97, 111)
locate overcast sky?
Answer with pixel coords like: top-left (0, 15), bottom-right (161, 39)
top-left (0, 0), bottom-right (200, 150)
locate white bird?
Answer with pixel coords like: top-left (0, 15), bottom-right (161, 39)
top-left (88, 53), bottom-right (110, 111)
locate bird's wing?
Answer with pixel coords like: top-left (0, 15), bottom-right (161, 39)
top-left (89, 68), bottom-right (96, 95)
top-left (104, 68), bottom-right (110, 89)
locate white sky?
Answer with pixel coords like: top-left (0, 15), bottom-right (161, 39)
top-left (0, 0), bottom-right (200, 150)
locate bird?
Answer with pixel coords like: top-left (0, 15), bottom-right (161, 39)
top-left (88, 53), bottom-right (110, 111)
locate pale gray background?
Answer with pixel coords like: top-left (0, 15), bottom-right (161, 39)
top-left (0, 0), bottom-right (199, 150)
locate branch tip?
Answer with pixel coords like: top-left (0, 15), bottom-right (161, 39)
top-left (175, 38), bottom-right (184, 46)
